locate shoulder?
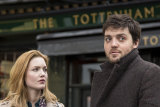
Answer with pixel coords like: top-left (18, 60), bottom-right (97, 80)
top-left (0, 101), bottom-right (10, 107)
top-left (47, 101), bottom-right (64, 107)
top-left (134, 56), bottom-right (160, 72)
top-left (138, 59), bottom-right (160, 84)
top-left (143, 60), bottom-right (160, 74)
top-left (127, 56), bottom-right (160, 81)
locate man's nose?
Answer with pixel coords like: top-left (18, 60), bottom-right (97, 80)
top-left (111, 39), bottom-right (118, 48)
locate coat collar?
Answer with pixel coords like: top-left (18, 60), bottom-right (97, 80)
top-left (100, 48), bottom-right (139, 72)
top-left (97, 48), bottom-right (139, 106)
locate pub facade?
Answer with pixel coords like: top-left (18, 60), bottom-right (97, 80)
top-left (0, 0), bottom-right (160, 107)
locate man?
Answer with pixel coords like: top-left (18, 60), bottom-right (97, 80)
top-left (91, 14), bottom-right (160, 107)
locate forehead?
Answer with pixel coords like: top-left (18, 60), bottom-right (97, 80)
top-left (28, 56), bottom-right (46, 66)
top-left (104, 27), bottom-right (131, 37)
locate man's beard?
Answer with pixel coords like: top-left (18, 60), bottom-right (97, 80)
top-left (106, 53), bottom-right (120, 63)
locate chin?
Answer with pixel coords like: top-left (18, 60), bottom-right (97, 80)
top-left (38, 85), bottom-right (46, 89)
top-left (109, 58), bottom-right (120, 63)
top-left (108, 55), bottom-right (120, 63)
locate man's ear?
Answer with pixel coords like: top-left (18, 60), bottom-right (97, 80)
top-left (133, 39), bottom-right (139, 48)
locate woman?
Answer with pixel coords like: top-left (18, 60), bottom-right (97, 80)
top-left (0, 50), bottom-right (64, 107)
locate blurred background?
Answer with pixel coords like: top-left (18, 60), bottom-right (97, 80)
top-left (0, 0), bottom-right (160, 107)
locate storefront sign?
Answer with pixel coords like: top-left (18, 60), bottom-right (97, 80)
top-left (140, 35), bottom-right (160, 48)
top-left (139, 30), bottom-right (160, 48)
top-left (0, 1), bottom-right (160, 35)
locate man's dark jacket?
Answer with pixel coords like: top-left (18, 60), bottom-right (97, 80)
top-left (91, 49), bottom-right (160, 107)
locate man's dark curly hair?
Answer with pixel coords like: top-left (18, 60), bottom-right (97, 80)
top-left (103, 14), bottom-right (141, 44)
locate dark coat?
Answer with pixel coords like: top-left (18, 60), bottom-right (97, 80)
top-left (91, 49), bottom-right (160, 107)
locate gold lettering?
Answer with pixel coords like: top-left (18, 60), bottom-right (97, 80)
top-left (114, 10), bottom-right (122, 14)
top-left (134, 9), bottom-right (143, 19)
top-left (81, 14), bottom-right (89, 24)
top-left (143, 36), bottom-right (149, 46)
top-left (150, 36), bottom-right (158, 46)
top-left (40, 18), bottom-right (47, 28)
top-left (144, 6), bottom-right (154, 18)
top-left (48, 17), bottom-right (54, 28)
top-left (33, 19), bottom-right (38, 29)
top-left (73, 15), bottom-right (79, 25)
top-left (124, 9), bottom-right (132, 17)
top-left (107, 11), bottom-right (112, 18)
top-left (99, 12), bottom-right (105, 23)
top-left (91, 13), bottom-right (97, 24)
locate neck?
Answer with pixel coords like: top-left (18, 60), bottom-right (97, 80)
top-left (27, 88), bottom-right (42, 106)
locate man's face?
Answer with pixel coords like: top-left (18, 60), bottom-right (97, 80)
top-left (104, 27), bottom-right (139, 63)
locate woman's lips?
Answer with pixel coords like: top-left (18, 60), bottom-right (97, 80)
top-left (38, 79), bottom-right (45, 83)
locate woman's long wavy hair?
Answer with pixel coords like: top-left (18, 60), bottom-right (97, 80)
top-left (1, 50), bottom-right (57, 107)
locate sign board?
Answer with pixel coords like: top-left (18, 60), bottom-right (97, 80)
top-left (139, 30), bottom-right (160, 49)
top-left (0, 1), bottom-right (160, 35)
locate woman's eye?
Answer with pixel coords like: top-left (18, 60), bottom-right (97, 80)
top-left (43, 68), bottom-right (47, 72)
top-left (33, 68), bottom-right (39, 71)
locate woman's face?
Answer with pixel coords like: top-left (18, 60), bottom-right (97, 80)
top-left (25, 56), bottom-right (48, 90)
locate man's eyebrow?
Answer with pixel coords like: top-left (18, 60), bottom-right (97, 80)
top-left (116, 33), bottom-right (127, 36)
top-left (104, 35), bottom-right (110, 37)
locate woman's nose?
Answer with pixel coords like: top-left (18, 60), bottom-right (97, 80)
top-left (40, 69), bottom-right (45, 77)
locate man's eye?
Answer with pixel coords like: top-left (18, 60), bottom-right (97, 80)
top-left (105, 37), bottom-right (111, 42)
top-left (119, 37), bottom-right (125, 41)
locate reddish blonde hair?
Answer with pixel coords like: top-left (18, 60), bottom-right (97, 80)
top-left (1, 50), bottom-right (57, 107)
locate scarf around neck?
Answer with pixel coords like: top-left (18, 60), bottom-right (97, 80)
top-left (39, 97), bottom-right (47, 107)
